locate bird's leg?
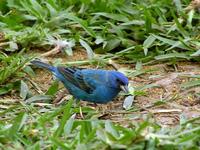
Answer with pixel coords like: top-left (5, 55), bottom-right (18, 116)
top-left (96, 104), bottom-right (112, 120)
top-left (93, 103), bottom-right (98, 107)
top-left (73, 99), bottom-right (79, 107)
top-left (101, 104), bottom-right (106, 115)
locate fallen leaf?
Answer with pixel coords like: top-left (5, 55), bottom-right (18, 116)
top-left (123, 95), bottom-right (134, 110)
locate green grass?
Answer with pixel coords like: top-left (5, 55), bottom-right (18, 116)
top-left (1, 99), bottom-right (200, 149)
top-left (1, 0), bottom-right (199, 61)
top-left (0, 0), bottom-right (200, 149)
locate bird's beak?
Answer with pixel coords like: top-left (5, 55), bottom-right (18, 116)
top-left (120, 85), bottom-right (129, 93)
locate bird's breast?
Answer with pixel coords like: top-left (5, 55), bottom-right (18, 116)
top-left (88, 86), bottom-right (120, 103)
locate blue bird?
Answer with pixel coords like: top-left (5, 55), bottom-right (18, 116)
top-left (31, 60), bottom-right (129, 104)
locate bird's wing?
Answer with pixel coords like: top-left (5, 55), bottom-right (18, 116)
top-left (57, 67), bottom-right (94, 93)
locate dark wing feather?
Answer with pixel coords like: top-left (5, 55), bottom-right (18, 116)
top-left (57, 67), bottom-right (93, 93)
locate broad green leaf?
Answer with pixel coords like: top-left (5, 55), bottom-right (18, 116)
top-left (27, 142), bottom-right (40, 150)
top-left (120, 20), bottom-right (145, 26)
top-left (144, 9), bottom-right (152, 33)
top-left (190, 49), bottom-right (200, 57)
top-left (25, 95), bottom-right (52, 104)
top-left (23, 65), bottom-right (35, 77)
top-left (50, 137), bottom-right (70, 150)
top-left (181, 79), bottom-right (200, 89)
top-left (64, 114), bottom-right (76, 135)
top-left (76, 144), bottom-right (87, 150)
top-left (136, 121), bottom-right (150, 134)
top-left (15, 134), bottom-right (31, 146)
top-left (103, 38), bottom-right (121, 51)
top-left (6, 42), bottom-right (18, 51)
top-left (173, 0), bottom-right (182, 12)
top-left (136, 83), bottom-right (158, 91)
top-left (143, 35), bottom-right (156, 55)
top-left (165, 38), bottom-right (193, 51)
top-left (20, 0), bottom-right (42, 21)
top-left (96, 129), bottom-right (108, 143)
top-left (9, 112), bottom-right (27, 138)
top-left (152, 34), bottom-right (188, 50)
top-left (54, 99), bottom-right (73, 137)
top-left (109, 22), bottom-right (124, 37)
top-left (171, 10), bottom-right (188, 37)
top-left (155, 53), bottom-right (190, 60)
top-left (45, 2), bottom-right (57, 17)
top-left (135, 61), bottom-right (142, 70)
top-left (177, 134), bottom-right (197, 143)
top-left (0, 83), bottom-right (14, 95)
top-left (95, 36), bottom-right (104, 45)
top-left (65, 13), bottom-right (96, 37)
top-left (187, 10), bottom-right (195, 26)
top-left (0, 81), bottom-right (20, 95)
top-left (29, 0), bottom-right (47, 21)
top-left (45, 80), bottom-right (59, 95)
top-left (154, 7), bottom-right (167, 22)
top-left (93, 12), bottom-right (129, 22)
top-left (79, 39), bottom-right (94, 59)
top-left (64, 47), bottom-right (73, 56)
top-left (20, 80), bottom-right (29, 100)
top-left (105, 121), bottom-right (119, 138)
top-left (22, 14), bottom-right (37, 20)
top-left (143, 35), bottom-right (156, 48)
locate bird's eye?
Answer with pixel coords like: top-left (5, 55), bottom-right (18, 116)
top-left (116, 79), bottom-right (125, 85)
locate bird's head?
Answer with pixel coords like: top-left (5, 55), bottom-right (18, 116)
top-left (110, 71), bottom-right (129, 93)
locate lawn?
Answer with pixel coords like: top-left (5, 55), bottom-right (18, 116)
top-left (0, 0), bottom-right (200, 149)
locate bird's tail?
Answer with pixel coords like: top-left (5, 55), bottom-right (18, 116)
top-left (31, 60), bottom-right (55, 72)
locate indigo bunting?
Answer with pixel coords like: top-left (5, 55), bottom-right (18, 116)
top-left (31, 60), bottom-right (129, 103)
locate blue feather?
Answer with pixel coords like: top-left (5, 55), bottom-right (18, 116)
top-left (31, 60), bottom-right (129, 103)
